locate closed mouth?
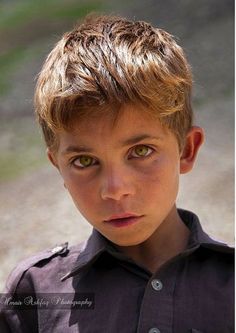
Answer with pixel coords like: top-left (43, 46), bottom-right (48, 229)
top-left (105, 213), bottom-right (140, 222)
top-left (104, 214), bottom-right (143, 227)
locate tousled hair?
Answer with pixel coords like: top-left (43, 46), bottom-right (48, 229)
top-left (35, 14), bottom-right (193, 151)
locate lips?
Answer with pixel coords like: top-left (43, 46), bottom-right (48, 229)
top-left (104, 213), bottom-right (143, 228)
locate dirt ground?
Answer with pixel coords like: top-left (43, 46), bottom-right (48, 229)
top-left (0, 95), bottom-right (234, 292)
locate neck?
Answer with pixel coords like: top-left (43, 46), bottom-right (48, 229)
top-left (116, 207), bottom-right (190, 273)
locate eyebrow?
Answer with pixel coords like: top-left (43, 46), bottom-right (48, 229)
top-left (61, 134), bottom-right (163, 155)
top-left (61, 145), bottom-right (94, 155)
top-left (119, 134), bottom-right (163, 146)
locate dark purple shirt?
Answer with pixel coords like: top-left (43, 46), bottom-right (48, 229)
top-left (0, 210), bottom-right (234, 333)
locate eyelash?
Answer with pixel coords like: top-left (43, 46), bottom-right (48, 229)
top-left (71, 145), bottom-right (154, 169)
top-left (129, 145), bottom-right (154, 159)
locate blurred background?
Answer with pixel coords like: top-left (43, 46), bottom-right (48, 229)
top-left (0, 0), bottom-right (234, 291)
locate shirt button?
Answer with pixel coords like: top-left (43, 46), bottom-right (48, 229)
top-left (151, 279), bottom-right (163, 291)
top-left (148, 328), bottom-right (161, 333)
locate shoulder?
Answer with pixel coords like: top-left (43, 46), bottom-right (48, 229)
top-left (196, 240), bottom-right (234, 284)
top-left (4, 241), bottom-right (87, 294)
top-left (201, 238), bottom-right (234, 259)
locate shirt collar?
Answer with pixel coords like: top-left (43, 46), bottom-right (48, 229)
top-left (61, 228), bottom-right (127, 281)
top-left (178, 209), bottom-right (233, 253)
top-left (61, 209), bottom-right (234, 281)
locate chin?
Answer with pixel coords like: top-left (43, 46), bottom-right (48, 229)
top-left (111, 235), bottom-right (149, 247)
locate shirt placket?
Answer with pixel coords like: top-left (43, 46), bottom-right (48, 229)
top-left (136, 262), bottom-right (179, 333)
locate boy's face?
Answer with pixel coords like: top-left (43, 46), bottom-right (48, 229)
top-left (49, 105), bottom-right (200, 246)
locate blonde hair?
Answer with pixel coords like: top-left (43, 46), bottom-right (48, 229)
top-left (35, 14), bottom-right (193, 151)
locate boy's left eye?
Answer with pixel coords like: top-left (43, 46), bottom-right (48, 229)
top-left (130, 145), bottom-right (153, 158)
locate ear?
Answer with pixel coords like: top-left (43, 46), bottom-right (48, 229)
top-left (180, 126), bottom-right (204, 174)
top-left (47, 148), bottom-right (59, 169)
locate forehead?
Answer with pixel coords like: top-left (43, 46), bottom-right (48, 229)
top-left (56, 105), bottom-right (179, 155)
top-left (63, 105), bottom-right (169, 140)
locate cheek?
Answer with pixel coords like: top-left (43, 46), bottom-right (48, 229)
top-left (66, 181), bottom-right (98, 222)
top-left (137, 155), bottom-right (179, 182)
top-left (149, 160), bottom-right (179, 210)
top-left (136, 157), bottom-right (180, 203)
top-left (62, 171), bottom-right (96, 206)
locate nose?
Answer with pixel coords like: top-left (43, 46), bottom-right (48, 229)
top-left (100, 166), bottom-right (135, 201)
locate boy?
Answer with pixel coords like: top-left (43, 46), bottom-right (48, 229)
top-left (0, 14), bottom-right (234, 333)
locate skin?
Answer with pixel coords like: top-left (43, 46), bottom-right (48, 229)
top-left (48, 104), bottom-right (204, 273)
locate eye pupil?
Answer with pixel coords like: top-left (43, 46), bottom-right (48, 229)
top-left (80, 156), bottom-right (92, 166)
top-left (135, 146), bottom-right (148, 156)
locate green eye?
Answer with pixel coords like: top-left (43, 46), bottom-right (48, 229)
top-left (74, 156), bottom-right (95, 168)
top-left (132, 145), bottom-right (152, 157)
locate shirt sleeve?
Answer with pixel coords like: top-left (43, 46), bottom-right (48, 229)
top-left (0, 269), bottom-right (38, 333)
top-left (0, 247), bottom-right (62, 333)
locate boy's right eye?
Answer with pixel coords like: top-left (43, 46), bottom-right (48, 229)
top-left (72, 156), bottom-right (97, 168)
